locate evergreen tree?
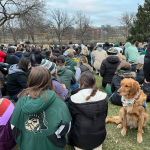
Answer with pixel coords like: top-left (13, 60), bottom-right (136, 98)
top-left (127, 0), bottom-right (150, 43)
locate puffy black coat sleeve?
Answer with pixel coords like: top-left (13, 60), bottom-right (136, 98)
top-left (144, 38), bottom-right (150, 82)
top-left (100, 60), bottom-right (106, 77)
top-left (68, 100), bottom-right (76, 121)
top-left (136, 69), bottom-right (144, 85)
top-left (16, 74), bottom-right (28, 89)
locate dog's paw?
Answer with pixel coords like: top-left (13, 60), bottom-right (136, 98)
top-left (121, 129), bottom-right (126, 136)
top-left (117, 124), bottom-right (122, 129)
top-left (137, 135), bottom-right (143, 143)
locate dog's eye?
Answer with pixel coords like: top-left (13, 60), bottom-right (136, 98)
top-left (125, 85), bottom-right (128, 87)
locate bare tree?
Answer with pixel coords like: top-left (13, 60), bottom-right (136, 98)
top-left (0, 0), bottom-right (44, 27)
top-left (48, 9), bottom-right (75, 45)
top-left (118, 12), bottom-right (136, 36)
top-left (75, 11), bottom-right (92, 43)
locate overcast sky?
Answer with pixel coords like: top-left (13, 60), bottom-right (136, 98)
top-left (45, 0), bottom-right (145, 27)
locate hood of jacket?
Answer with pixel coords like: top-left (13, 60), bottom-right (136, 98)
top-left (8, 55), bottom-right (19, 65)
top-left (20, 90), bottom-right (56, 115)
top-left (71, 89), bottom-right (107, 118)
top-left (124, 42), bottom-right (131, 49)
top-left (23, 51), bottom-right (31, 57)
top-left (8, 64), bottom-right (24, 74)
top-left (115, 71), bottom-right (136, 78)
top-left (15, 52), bottom-right (23, 57)
top-left (65, 58), bottom-right (76, 65)
top-left (57, 67), bottom-right (68, 76)
top-left (107, 56), bottom-right (120, 64)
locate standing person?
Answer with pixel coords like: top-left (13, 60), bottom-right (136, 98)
top-left (75, 56), bottom-right (93, 81)
top-left (93, 44), bottom-right (107, 73)
top-left (0, 98), bottom-right (16, 150)
top-left (65, 52), bottom-right (77, 73)
top-left (100, 47), bottom-right (120, 88)
top-left (6, 57), bottom-right (31, 101)
top-left (68, 73), bottom-right (107, 150)
top-left (41, 59), bottom-right (68, 100)
top-left (56, 56), bottom-right (77, 98)
top-left (124, 42), bottom-right (139, 63)
top-left (10, 66), bottom-right (72, 150)
top-left (90, 42), bottom-right (94, 52)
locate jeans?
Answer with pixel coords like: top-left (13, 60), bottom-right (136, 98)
top-left (70, 82), bottom-right (79, 91)
top-left (0, 62), bottom-right (8, 68)
top-left (10, 94), bottom-right (18, 101)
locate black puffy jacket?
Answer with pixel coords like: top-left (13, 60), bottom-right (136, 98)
top-left (34, 50), bottom-right (42, 64)
top-left (100, 56), bottom-right (121, 87)
top-left (136, 68), bottom-right (144, 85)
top-left (111, 71), bottom-right (136, 106)
top-left (68, 88), bottom-right (108, 149)
top-left (22, 51), bottom-right (31, 60)
top-left (141, 83), bottom-right (150, 102)
top-left (144, 38), bottom-right (150, 82)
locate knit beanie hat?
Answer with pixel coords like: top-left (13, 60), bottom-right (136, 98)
top-left (41, 59), bottom-right (56, 74)
top-left (114, 43), bottom-right (120, 47)
top-left (137, 55), bottom-right (145, 64)
top-left (140, 51), bottom-right (146, 55)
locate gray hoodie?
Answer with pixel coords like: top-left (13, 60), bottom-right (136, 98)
top-left (9, 64), bottom-right (24, 75)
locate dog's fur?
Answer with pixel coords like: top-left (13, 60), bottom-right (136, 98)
top-left (106, 78), bottom-right (149, 143)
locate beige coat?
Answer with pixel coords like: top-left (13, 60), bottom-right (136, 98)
top-left (93, 50), bottom-right (107, 70)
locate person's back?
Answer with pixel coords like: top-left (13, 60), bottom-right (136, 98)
top-left (57, 67), bottom-right (76, 97)
top-left (6, 57), bottom-right (31, 101)
top-left (0, 98), bottom-right (16, 150)
top-left (10, 66), bottom-right (71, 150)
top-left (68, 73), bottom-right (107, 150)
top-left (124, 42), bottom-right (139, 63)
top-left (34, 48), bottom-right (42, 64)
top-left (100, 48), bottom-right (120, 87)
top-left (6, 47), bottom-right (15, 63)
top-left (65, 52), bottom-right (77, 73)
top-left (93, 45), bottom-right (107, 71)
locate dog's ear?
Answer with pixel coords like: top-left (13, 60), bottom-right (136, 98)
top-left (130, 81), bottom-right (140, 97)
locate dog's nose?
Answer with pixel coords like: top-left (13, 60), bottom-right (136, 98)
top-left (117, 89), bottom-right (121, 94)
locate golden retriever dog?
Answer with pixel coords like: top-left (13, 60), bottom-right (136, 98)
top-left (106, 78), bottom-right (149, 143)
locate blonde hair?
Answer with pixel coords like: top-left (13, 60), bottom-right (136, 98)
top-left (44, 45), bottom-right (49, 50)
top-left (77, 56), bottom-right (93, 72)
top-left (137, 63), bottom-right (144, 70)
top-left (81, 46), bottom-right (89, 56)
top-left (138, 43), bottom-right (143, 48)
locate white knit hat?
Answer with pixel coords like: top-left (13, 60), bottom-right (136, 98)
top-left (137, 55), bottom-right (145, 64)
top-left (41, 59), bottom-right (56, 74)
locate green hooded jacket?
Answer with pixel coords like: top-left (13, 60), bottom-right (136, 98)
top-left (124, 42), bottom-right (139, 63)
top-left (57, 67), bottom-right (76, 97)
top-left (65, 58), bottom-right (77, 73)
top-left (11, 90), bottom-right (72, 150)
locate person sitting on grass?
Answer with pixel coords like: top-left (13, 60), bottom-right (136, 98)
top-left (41, 59), bottom-right (68, 100)
top-left (68, 72), bottom-right (107, 150)
top-left (65, 52), bottom-right (77, 73)
top-left (110, 61), bottom-right (136, 106)
top-left (56, 56), bottom-right (77, 98)
top-left (10, 66), bottom-right (71, 150)
top-left (75, 56), bottom-right (93, 81)
top-left (6, 57), bottom-right (31, 101)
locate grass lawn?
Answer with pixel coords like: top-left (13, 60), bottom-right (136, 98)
top-left (14, 73), bottom-right (150, 150)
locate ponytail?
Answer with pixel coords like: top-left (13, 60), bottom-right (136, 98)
top-left (86, 85), bottom-right (99, 101)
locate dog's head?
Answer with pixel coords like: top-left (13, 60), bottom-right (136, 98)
top-left (117, 78), bottom-right (140, 99)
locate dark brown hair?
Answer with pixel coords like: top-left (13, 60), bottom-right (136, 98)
top-left (18, 66), bottom-right (55, 99)
top-left (45, 50), bottom-right (51, 57)
top-left (78, 72), bottom-right (98, 101)
top-left (50, 56), bottom-right (57, 63)
top-left (26, 47), bottom-right (30, 52)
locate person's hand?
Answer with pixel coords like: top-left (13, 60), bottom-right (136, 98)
top-left (61, 84), bottom-right (66, 88)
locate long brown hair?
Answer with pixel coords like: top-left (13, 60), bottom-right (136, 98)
top-left (18, 66), bottom-right (55, 99)
top-left (78, 72), bottom-right (98, 101)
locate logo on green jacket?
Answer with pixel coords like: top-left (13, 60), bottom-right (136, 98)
top-left (25, 111), bottom-right (48, 133)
